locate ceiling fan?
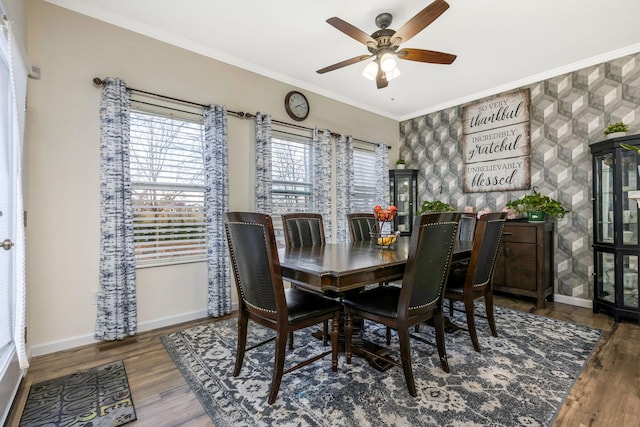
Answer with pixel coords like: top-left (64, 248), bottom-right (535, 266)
top-left (316, 0), bottom-right (457, 89)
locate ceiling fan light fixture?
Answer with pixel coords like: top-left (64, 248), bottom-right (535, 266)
top-left (379, 52), bottom-right (397, 72)
top-left (385, 66), bottom-right (401, 81)
top-left (362, 61), bottom-right (379, 80)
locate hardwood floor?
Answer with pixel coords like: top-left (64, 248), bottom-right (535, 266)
top-left (5, 295), bottom-right (640, 427)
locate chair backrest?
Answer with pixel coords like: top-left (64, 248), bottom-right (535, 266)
top-left (224, 212), bottom-right (285, 319)
top-left (281, 213), bottom-right (326, 249)
top-left (466, 212), bottom-right (507, 289)
top-left (399, 212), bottom-right (460, 316)
top-left (347, 213), bottom-right (377, 242)
top-left (457, 213), bottom-right (477, 241)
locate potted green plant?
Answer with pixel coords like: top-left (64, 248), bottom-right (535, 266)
top-left (395, 158), bottom-right (406, 169)
top-left (506, 190), bottom-right (568, 222)
top-left (604, 122), bottom-right (630, 139)
top-left (416, 200), bottom-right (454, 215)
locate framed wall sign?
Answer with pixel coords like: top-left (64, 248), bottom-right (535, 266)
top-left (461, 88), bottom-right (531, 193)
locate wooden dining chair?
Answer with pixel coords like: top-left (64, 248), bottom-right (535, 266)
top-left (343, 212), bottom-right (460, 397)
top-left (447, 212), bottom-right (478, 277)
top-left (347, 213), bottom-right (377, 242)
top-left (281, 212), bottom-right (329, 346)
top-left (281, 212), bottom-right (326, 248)
top-left (224, 212), bottom-right (341, 405)
top-left (445, 212), bottom-right (507, 352)
top-left (457, 213), bottom-right (477, 242)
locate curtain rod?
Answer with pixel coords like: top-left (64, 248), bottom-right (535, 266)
top-left (92, 77), bottom-right (389, 149)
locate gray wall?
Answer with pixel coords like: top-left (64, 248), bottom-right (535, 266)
top-left (400, 52), bottom-right (640, 301)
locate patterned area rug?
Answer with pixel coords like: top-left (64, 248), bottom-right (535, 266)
top-left (19, 360), bottom-right (136, 427)
top-left (161, 305), bottom-right (601, 427)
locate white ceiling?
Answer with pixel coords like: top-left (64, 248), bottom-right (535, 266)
top-left (46, 0), bottom-right (640, 121)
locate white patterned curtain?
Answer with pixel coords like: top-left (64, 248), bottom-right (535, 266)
top-left (204, 105), bottom-right (232, 317)
top-left (95, 77), bottom-right (137, 341)
top-left (375, 143), bottom-right (390, 207)
top-left (313, 128), bottom-right (333, 241)
top-left (255, 113), bottom-right (272, 213)
top-left (335, 134), bottom-right (354, 242)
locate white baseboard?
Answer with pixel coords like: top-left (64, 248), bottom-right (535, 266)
top-left (30, 308), bottom-right (214, 357)
top-left (553, 294), bottom-right (593, 309)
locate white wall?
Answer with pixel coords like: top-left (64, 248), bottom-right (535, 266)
top-left (25, 0), bottom-right (399, 354)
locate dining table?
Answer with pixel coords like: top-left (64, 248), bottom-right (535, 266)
top-left (278, 236), bottom-right (473, 371)
top-left (279, 236), bottom-right (473, 295)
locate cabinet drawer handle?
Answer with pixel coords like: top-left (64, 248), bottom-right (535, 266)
top-left (504, 247), bottom-right (511, 257)
top-left (503, 232), bottom-right (513, 236)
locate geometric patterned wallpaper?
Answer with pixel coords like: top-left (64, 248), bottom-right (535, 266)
top-left (400, 52), bottom-right (640, 302)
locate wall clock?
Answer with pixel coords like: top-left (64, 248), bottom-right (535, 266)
top-left (284, 91), bottom-right (310, 122)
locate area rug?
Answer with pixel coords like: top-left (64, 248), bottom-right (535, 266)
top-left (161, 305), bottom-right (601, 427)
top-left (19, 360), bottom-right (136, 427)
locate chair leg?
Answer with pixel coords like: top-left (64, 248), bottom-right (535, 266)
top-left (433, 312), bottom-right (450, 373)
top-left (234, 311), bottom-right (248, 377)
top-left (464, 299), bottom-right (481, 352)
top-left (485, 289), bottom-right (498, 337)
top-left (398, 328), bottom-right (417, 397)
top-left (288, 331), bottom-right (294, 350)
top-left (345, 312), bottom-right (353, 364)
top-left (323, 320), bottom-right (329, 346)
top-left (448, 298), bottom-right (454, 316)
top-left (268, 331), bottom-right (287, 405)
top-left (331, 313), bottom-right (340, 372)
top-left (386, 326), bottom-right (392, 345)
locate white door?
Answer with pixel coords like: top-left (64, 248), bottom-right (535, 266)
top-left (0, 57), bottom-right (13, 355)
top-left (0, 21), bottom-right (21, 423)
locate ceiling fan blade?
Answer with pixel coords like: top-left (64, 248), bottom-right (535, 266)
top-left (316, 55), bottom-right (372, 74)
top-left (376, 66), bottom-right (388, 89)
top-left (326, 17), bottom-right (378, 48)
top-left (397, 48), bottom-right (456, 64)
top-left (391, 0), bottom-right (450, 45)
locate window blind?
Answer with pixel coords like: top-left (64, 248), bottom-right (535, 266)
top-left (353, 148), bottom-right (378, 212)
top-left (130, 110), bottom-right (206, 265)
top-left (270, 132), bottom-right (314, 241)
top-left (271, 133), bottom-right (314, 214)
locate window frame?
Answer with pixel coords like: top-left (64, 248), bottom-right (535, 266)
top-left (129, 106), bottom-right (208, 268)
top-left (352, 144), bottom-right (379, 213)
top-left (269, 130), bottom-right (315, 240)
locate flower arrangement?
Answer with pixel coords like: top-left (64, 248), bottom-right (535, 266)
top-left (373, 205), bottom-right (399, 247)
top-left (374, 205), bottom-right (398, 222)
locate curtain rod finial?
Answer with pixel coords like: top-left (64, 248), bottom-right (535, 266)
top-left (92, 77), bottom-right (104, 86)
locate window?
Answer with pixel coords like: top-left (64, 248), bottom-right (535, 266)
top-left (270, 131), bottom-right (314, 237)
top-left (352, 148), bottom-right (378, 212)
top-left (130, 110), bottom-right (206, 266)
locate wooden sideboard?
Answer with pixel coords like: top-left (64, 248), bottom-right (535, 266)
top-left (492, 220), bottom-right (554, 308)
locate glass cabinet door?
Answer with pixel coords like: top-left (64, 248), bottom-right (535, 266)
top-left (623, 254), bottom-right (639, 309)
top-left (596, 250), bottom-right (616, 304)
top-left (395, 175), bottom-right (412, 233)
top-left (390, 169), bottom-right (418, 236)
top-left (594, 152), bottom-right (614, 244)
top-left (621, 150), bottom-right (638, 245)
